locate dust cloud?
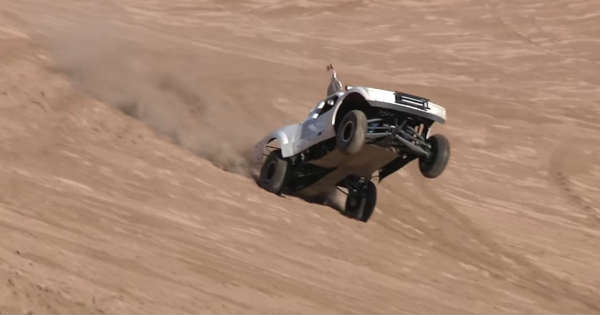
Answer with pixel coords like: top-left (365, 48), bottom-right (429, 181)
top-left (45, 20), bottom-right (259, 175)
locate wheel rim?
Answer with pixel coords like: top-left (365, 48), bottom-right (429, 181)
top-left (342, 121), bottom-right (354, 142)
top-left (346, 189), bottom-right (366, 217)
top-left (265, 161), bottom-right (276, 181)
top-left (420, 156), bottom-right (433, 169)
top-left (420, 140), bottom-right (437, 169)
top-left (348, 193), bottom-right (359, 208)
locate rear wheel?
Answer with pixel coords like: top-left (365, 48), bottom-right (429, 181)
top-left (259, 149), bottom-right (289, 194)
top-left (419, 134), bottom-right (450, 178)
top-left (345, 181), bottom-right (377, 222)
top-left (336, 110), bottom-right (367, 154)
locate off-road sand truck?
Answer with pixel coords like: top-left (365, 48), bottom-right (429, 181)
top-left (255, 65), bottom-right (449, 222)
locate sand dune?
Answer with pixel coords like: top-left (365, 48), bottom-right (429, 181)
top-left (1, 0), bottom-right (599, 313)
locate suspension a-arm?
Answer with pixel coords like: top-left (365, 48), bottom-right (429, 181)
top-left (378, 154), bottom-right (417, 182)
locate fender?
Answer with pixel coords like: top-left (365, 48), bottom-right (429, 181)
top-left (254, 123), bottom-right (302, 161)
top-left (330, 88), bottom-right (371, 127)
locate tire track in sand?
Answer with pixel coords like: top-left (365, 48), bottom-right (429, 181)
top-left (549, 142), bottom-right (600, 227)
top-left (410, 167), bottom-right (600, 312)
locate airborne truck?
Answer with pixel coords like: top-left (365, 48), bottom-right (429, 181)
top-left (255, 66), bottom-right (450, 222)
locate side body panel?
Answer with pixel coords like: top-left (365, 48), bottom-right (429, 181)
top-left (293, 93), bottom-right (344, 155)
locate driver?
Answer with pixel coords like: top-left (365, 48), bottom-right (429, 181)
top-left (326, 64), bottom-right (343, 96)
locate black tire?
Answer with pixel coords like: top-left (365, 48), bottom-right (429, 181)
top-left (419, 134), bottom-right (450, 178)
top-left (345, 181), bottom-right (377, 222)
top-left (336, 110), bottom-right (367, 154)
top-left (259, 149), bottom-right (289, 194)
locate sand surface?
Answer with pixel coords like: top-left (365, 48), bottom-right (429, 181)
top-left (1, 0), bottom-right (600, 313)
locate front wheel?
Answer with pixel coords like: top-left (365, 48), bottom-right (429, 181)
top-left (345, 181), bottom-right (377, 222)
top-left (259, 149), bottom-right (289, 194)
top-left (419, 134), bottom-right (450, 178)
top-left (336, 110), bottom-right (367, 154)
